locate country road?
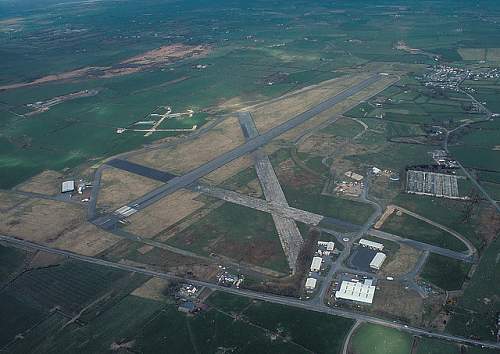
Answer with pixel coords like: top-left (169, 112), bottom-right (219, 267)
top-left (1, 234), bottom-right (499, 351)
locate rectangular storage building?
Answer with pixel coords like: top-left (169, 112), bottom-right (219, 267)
top-left (310, 256), bottom-right (323, 272)
top-left (369, 252), bottom-right (387, 270)
top-left (335, 280), bottom-right (375, 304)
top-left (359, 239), bottom-right (384, 251)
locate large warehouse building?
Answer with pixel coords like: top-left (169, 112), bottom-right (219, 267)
top-left (335, 279), bottom-right (376, 304)
top-left (369, 252), bottom-right (387, 270)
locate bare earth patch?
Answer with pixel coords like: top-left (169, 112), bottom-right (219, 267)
top-left (125, 189), bottom-right (205, 238)
top-left (96, 168), bottom-right (163, 212)
top-left (0, 199), bottom-right (85, 243)
top-left (131, 278), bottom-right (170, 302)
top-left (0, 44), bottom-right (209, 90)
top-left (16, 170), bottom-right (64, 195)
top-left (380, 244), bottom-right (421, 277)
top-left (130, 116), bottom-right (245, 173)
top-left (203, 155), bottom-right (254, 185)
top-left (250, 74), bottom-right (369, 134)
top-left (0, 191), bottom-right (28, 212)
top-left (52, 222), bottom-right (120, 256)
top-left (372, 280), bottom-right (423, 324)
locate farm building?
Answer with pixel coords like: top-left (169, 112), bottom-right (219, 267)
top-left (310, 256), bottom-right (323, 272)
top-left (369, 252), bottom-right (387, 270)
top-left (335, 279), bottom-right (375, 304)
top-left (359, 239), bottom-right (384, 251)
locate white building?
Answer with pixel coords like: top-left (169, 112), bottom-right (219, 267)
top-left (370, 252), bottom-right (387, 270)
top-left (61, 180), bottom-right (75, 193)
top-left (310, 256), bottom-right (323, 272)
top-left (359, 239), bottom-right (384, 251)
top-left (335, 279), bottom-right (375, 304)
top-left (317, 241), bottom-right (335, 251)
top-left (372, 167), bottom-right (381, 175)
top-left (305, 277), bottom-right (317, 291)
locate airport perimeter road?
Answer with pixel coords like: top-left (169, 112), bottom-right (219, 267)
top-left (92, 74), bottom-right (384, 227)
top-left (2, 234), bottom-right (499, 351)
top-left (393, 205), bottom-right (476, 256)
top-left (368, 229), bottom-right (476, 263)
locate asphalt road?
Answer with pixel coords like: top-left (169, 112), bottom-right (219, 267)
top-left (368, 229), bottom-right (476, 263)
top-left (92, 74), bottom-right (384, 228)
top-left (2, 234), bottom-right (499, 351)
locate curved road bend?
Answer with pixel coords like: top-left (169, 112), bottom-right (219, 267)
top-left (92, 74), bottom-right (384, 227)
top-left (1, 234), bottom-right (499, 351)
top-left (368, 229), bottom-right (476, 263)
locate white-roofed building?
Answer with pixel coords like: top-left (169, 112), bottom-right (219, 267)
top-left (317, 241), bottom-right (335, 251)
top-left (310, 256), bottom-right (323, 272)
top-left (359, 238), bottom-right (384, 251)
top-left (335, 280), bottom-right (375, 304)
top-left (305, 278), bottom-right (317, 291)
top-left (61, 180), bottom-right (75, 193)
top-left (370, 252), bottom-right (387, 270)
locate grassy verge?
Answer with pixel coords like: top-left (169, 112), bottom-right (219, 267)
top-left (420, 254), bottom-right (471, 291)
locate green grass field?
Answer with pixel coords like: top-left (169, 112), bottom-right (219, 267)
top-left (323, 117), bottom-right (363, 138)
top-left (283, 185), bottom-right (375, 225)
top-left (392, 194), bottom-right (484, 249)
top-left (167, 202), bottom-right (289, 273)
top-left (208, 292), bottom-right (354, 354)
top-left (415, 337), bottom-right (459, 354)
top-left (447, 236), bottom-right (500, 341)
top-left (420, 254), bottom-right (471, 291)
top-left (0, 245), bottom-right (26, 286)
top-left (350, 323), bottom-right (412, 354)
top-left (381, 212), bottom-right (469, 252)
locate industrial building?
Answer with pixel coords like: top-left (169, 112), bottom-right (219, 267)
top-left (369, 252), bottom-right (387, 270)
top-left (359, 239), bottom-right (384, 251)
top-left (335, 279), bottom-right (376, 304)
top-left (310, 256), bottom-right (323, 272)
top-left (61, 180), bottom-right (75, 193)
top-left (305, 277), bottom-right (317, 291)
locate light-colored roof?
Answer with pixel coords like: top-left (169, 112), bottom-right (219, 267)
top-left (370, 252), bottom-right (387, 269)
top-left (335, 280), bottom-right (375, 304)
top-left (359, 238), bottom-right (384, 250)
top-left (326, 241), bottom-right (335, 251)
top-left (61, 180), bottom-right (75, 193)
top-left (310, 256), bottom-right (322, 271)
top-left (345, 171), bottom-right (364, 181)
top-left (305, 278), bottom-right (317, 289)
